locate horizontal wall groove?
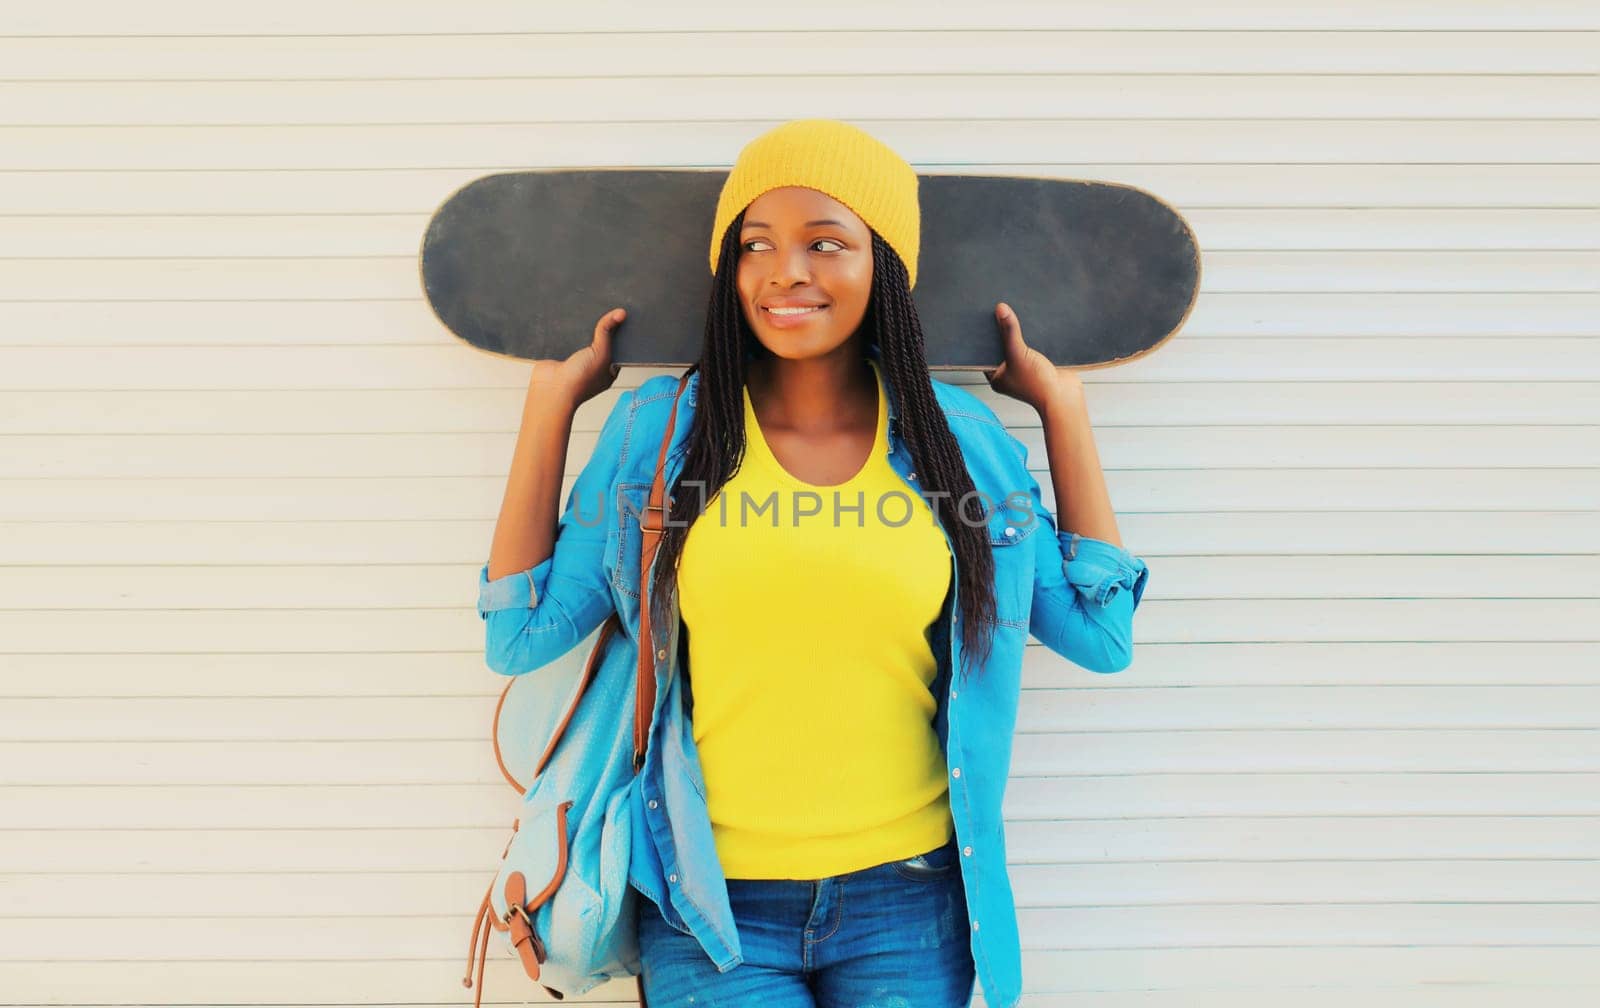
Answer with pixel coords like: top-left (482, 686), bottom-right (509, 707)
top-left (7, 72), bottom-right (1600, 83)
top-left (4, 161), bottom-right (1598, 171)
top-left (8, 117), bottom-right (1600, 126)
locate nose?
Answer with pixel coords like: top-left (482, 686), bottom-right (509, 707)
top-left (767, 242), bottom-right (812, 288)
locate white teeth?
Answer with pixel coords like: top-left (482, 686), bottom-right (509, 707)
top-left (767, 305), bottom-right (824, 315)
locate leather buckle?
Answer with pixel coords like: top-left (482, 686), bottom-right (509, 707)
top-left (639, 502), bottom-right (667, 534)
top-left (505, 902), bottom-right (548, 964)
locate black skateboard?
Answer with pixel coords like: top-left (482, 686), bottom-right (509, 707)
top-left (420, 169), bottom-right (1198, 371)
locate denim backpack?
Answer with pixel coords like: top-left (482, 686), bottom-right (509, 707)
top-left (462, 372), bottom-right (689, 1007)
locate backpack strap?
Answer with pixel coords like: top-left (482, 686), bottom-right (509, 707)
top-left (634, 370), bottom-right (692, 771)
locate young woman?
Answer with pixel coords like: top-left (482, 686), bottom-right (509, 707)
top-left (480, 119), bottom-right (1151, 1008)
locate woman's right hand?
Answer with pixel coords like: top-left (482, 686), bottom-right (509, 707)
top-left (528, 307), bottom-right (626, 406)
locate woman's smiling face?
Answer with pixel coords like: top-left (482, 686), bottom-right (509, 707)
top-left (737, 186), bottom-right (874, 360)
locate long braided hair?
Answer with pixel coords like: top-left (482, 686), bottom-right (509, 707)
top-left (646, 208), bottom-right (997, 681)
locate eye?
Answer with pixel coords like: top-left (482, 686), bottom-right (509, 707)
top-left (739, 237), bottom-right (847, 253)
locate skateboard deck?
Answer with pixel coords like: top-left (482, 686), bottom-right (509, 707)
top-left (420, 169), bottom-right (1198, 371)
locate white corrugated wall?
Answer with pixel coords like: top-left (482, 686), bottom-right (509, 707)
top-left (2, 3), bottom-right (1596, 1005)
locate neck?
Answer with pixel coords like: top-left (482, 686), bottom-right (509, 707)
top-left (747, 347), bottom-right (877, 435)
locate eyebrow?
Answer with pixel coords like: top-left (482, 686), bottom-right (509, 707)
top-left (742, 219), bottom-right (848, 229)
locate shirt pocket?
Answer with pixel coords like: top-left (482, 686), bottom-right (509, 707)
top-left (986, 505), bottom-right (1036, 628)
top-left (606, 481), bottom-right (662, 643)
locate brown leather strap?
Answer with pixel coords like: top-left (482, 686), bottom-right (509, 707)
top-left (634, 371), bottom-right (692, 771)
top-left (463, 884), bottom-right (493, 1008)
top-left (492, 607), bottom-right (620, 796)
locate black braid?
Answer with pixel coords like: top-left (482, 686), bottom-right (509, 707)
top-left (647, 212), bottom-right (997, 681)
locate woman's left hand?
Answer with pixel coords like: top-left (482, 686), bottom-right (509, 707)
top-left (983, 302), bottom-right (1081, 411)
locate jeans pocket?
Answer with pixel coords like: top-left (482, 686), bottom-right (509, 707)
top-left (889, 841), bottom-right (960, 882)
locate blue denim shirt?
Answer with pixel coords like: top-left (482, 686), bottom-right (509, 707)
top-left (477, 354), bottom-right (1150, 1008)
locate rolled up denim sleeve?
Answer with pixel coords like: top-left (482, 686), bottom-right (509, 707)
top-left (477, 388), bottom-right (634, 677)
top-left (1061, 531), bottom-right (1150, 611)
top-left (1001, 429), bottom-right (1150, 674)
top-left (477, 559), bottom-right (545, 615)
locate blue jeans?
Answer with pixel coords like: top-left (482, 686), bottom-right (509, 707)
top-left (637, 838), bottom-right (976, 1007)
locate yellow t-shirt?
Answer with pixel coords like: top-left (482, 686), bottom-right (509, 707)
top-left (678, 358), bottom-right (955, 880)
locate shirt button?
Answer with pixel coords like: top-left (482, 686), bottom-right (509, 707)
top-left (951, 767), bottom-right (961, 778)
top-left (648, 800), bottom-right (658, 809)
top-left (963, 846), bottom-right (973, 856)
top-left (1003, 526), bottom-right (1016, 538)
top-left (656, 648), bottom-right (667, 661)
top-left (668, 873), bottom-right (678, 883)
top-left (950, 690), bottom-right (957, 700)
top-left (907, 471), bottom-right (917, 481)
top-left (971, 919), bottom-right (980, 931)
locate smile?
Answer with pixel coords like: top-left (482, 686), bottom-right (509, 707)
top-left (764, 305), bottom-right (827, 316)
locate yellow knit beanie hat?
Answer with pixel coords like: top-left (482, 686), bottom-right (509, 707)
top-left (708, 118), bottom-right (921, 289)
